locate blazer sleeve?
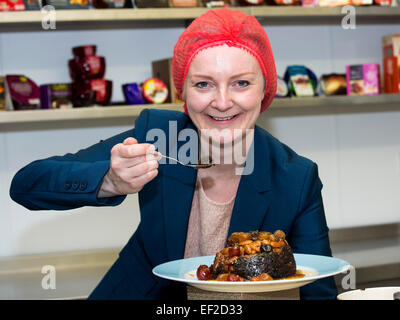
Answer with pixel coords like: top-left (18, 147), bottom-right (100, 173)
top-left (290, 163), bottom-right (338, 300)
top-left (9, 110), bottom-right (150, 211)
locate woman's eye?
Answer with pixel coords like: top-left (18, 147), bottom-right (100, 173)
top-left (195, 82), bottom-right (209, 89)
top-left (236, 80), bottom-right (250, 87)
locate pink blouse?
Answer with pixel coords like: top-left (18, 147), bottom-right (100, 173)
top-left (184, 177), bottom-right (236, 258)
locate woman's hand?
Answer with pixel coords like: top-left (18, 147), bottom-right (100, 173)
top-left (98, 137), bottom-right (160, 197)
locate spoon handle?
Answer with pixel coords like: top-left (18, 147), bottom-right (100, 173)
top-left (151, 152), bottom-right (213, 169)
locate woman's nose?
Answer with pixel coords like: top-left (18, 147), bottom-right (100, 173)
top-left (212, 87), bottom-right (233, 111)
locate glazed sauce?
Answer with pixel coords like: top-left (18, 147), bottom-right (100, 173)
top-left (196, 270), bottom-right (306, 281)
top-left (275, 270), bottom-right (306, 280)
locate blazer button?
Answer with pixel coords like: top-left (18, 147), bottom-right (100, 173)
top-left (79, 181), bottom-right (88, 191)
top-left (64, 181), bottom-right (71, 190)
top-left (72, 182), bottom-right (79, 190)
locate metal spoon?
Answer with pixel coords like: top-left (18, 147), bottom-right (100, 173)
top-left (152, 152), bottom-right (214, 169)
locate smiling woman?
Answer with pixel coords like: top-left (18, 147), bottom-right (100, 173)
top-left (9, 8), bottom-right (338, 300)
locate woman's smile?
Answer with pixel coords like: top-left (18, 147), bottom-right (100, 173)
top-left (207, 113), bottom-right (242, 125)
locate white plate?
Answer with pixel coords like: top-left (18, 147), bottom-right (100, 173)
top-left (152, 253), bottom-right (350, 293)
top-left (337, 287), bottom-right (400, 300)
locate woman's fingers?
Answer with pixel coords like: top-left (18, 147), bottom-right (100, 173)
top-left (113, 142), bottom-right (155, 159)
top-left (121, 159), bottom-right (159, 180)
top-left (105, 138), bottom-right (161, 195)
top-left (123, 137), bottom-right (138, 145)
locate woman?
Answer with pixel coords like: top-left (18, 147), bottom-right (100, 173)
top-left (9, 9), bottom-right (337, 300)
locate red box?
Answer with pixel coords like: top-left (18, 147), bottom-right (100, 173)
top-left (0, 0), bottom-right (25, 11)
top-left (383, 57), bottom-right (400, 94)
top-left (382, 34), bottom-right (400, 93)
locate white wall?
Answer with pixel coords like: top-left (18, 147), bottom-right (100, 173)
top-left (1, 22), bottom-right (399, 258)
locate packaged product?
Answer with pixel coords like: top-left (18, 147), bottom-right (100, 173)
top-left (142, 78), bottom-right (168, 104)
top-left (237, 0), bottom-right (264, 4)
top-left (317, 0), bottom-right (351, 6)
top-left (122, 83), bottom-right (146, 105)
top-left (275, 77), bottom-right (289, 98)
top-left (134, 0), bottom-right (169, 7)
top-left (382, 34), bottom-right (400, 93)
top-left (319, 74), bottom-right (347, 96)
top-left (69, 56), bottom-right (106, 81)
top-left (23, 0), bottom-right (41, 10)
top-left (71, 79), bottom-right (112, 107)
top-left (350, 0), bottom-right (373, 5)
top-left (72, 45), bottom-right (97, 58)
top-left (0, 0), bottom-right (25, 11)
top-left (41, 0), bottom-right (89, 9)
top-left (40, 84), bottom-right (73, 109)
top-left (169, 0), bottom-right (199, 6)
top-left (301, 0), bottom-right (318, 6)
top-left (374, 0), bottom-right (391, 5)
top-left (152, 58), bottom-right (182, 103)
top-left (284, 65), bottom-right (318, 97)
top-left (0, 77), bottom-right (5, 111)
top-left (90, 0), bottom-right (125, 8)
top-left (4, 75), bottom-right (41, 111)
top-left (202, 0), bottom-right (231, 7)
top-left (272, 0), bottom-right (300, 4)
top-left (383, 57), bottom-right (400, 93)
top-left (345, 64), bottom-right (380, 96)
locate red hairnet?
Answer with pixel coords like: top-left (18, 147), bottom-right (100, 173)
top-left (172, 8), bottom-right (277, 115)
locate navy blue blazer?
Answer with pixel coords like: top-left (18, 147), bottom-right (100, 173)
top-left (10, 109), bottom-right (337, 300)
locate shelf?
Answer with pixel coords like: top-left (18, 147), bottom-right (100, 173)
top-left (0, 103), bottom-right (183, 125)
top-left (271, 93), bottom-right (400, 109)
top-left (1, 6), bottom-right (400, 31)
top-left (1, 94), bottom-right (399, 126)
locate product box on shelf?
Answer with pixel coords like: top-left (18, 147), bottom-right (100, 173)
top-left (202, 0), bottom-right (232, 7)
top-left (320, 74), bottom-right (347, 96)
top-left (0, 77), bottom-right (5, 111)
top-left (41, 0), bottom-right (89, 9)
top-left (0, 0), bottom-right (25, 11)
top-left (382, 34), bottom-right (400, 93)
top-left (40, 84), bottom-right (73, 109)
top-left (275, 77), bottom-right (289, 98)
top-left (4, 75), bottom-right (41, 111)
top-left (122, 83), bottom-right (146, 105)
top-left (304, 0), bottom-right (376, 6)
top-left (90, 0), bottom-right (125, 8)
top-left (351, 0), bottom-right (373, 5)
top-left (284, 65), bottom-right (318, 97)
top-left (169, 0), bottom-right (200, 6)
top-left (383, 57), bottom-right (400, 93)
top-left (134, 0), bottom-right (169, 7)
top-left (345, 64), bottom-right (381, 96)
top-left (23, 0), bottom-right (41, 10)
top-left (69, 45), bottom-right (112, 107)
top-left (374, 0), bottom-right (392, 5)
top-left (152, 58), bottom-right (182, 104)
top-left (71, 79), bottom-right (112, 107)
top-left (316, 0), bottom-right (350, 6)
top-left (237, 0), bottom-right (264, 5)
top-left (301, 0), bottom-right (318, 6)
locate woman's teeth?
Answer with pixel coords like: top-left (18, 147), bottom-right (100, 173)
top-left (210, 115), bottom-right (236, 121)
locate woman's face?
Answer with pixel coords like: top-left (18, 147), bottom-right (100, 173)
top-left (184, 44), bottom-right (265, 145)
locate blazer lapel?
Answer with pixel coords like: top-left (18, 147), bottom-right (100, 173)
top-left (227, 126), bottom-right (273, 238)
top-left (162, 163), bottom-right (197, 261)
top-left (161, 118), bottom-right (199, 262)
